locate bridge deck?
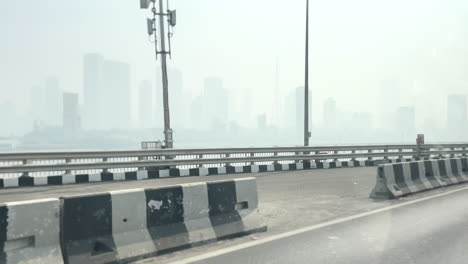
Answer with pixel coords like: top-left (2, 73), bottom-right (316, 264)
top-left (2, 167), bottom-right (466, 264)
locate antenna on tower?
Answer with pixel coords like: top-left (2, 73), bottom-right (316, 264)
top-left (140, 0), bottom-right (177, 148)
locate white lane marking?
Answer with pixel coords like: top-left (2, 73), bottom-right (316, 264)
top-left (169, 185), bottom-right (468, 264)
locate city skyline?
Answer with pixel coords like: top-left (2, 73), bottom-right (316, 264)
top-left (3, 0), bottom-right (468, 138)
top-left (1, 58), bottom-right (467, 147)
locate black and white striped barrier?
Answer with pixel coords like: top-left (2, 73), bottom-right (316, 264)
top-left (0, 158), bottom-right (427, 189)
top-left (0, 178), bottom-right (265, 264)
top-left (370, 158), bottom-right (468, 199)
top-left (0, 199), bottom-right (63, 264)
top-left (61, 177), bottom-right (266, 264)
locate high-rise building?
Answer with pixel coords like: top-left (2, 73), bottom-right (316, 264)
top-left (203, 77), bottom-right (228, 130)
top-left (83, 53), bottom-right (131, 130)
top-left (323, 98), bottom-right (337, 131)
top-left (102, 59), bottom-right (131, 129)
top-left (283, 87), bottom-right (311, 133)
top-left (257, 114), bottom-right (267, 131)
top-left (44, 78), bottom-right (62, 126)
top-left (83, 53), bottom-right (104, 129)
top-left (284, 87), bottom-right (312, 133)
top-left (62, 92), bottom-right (81, 141)
top-left (396, 106), bottom-right (415, 141)
top-left (139, 81), bottom-right (153, 128)
top-left (447, 94), bottom-right (467, 139)
top-left (190, 95), bottom-right (203, 130)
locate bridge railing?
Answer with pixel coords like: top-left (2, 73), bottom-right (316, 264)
top-left (0, 144), bottom-right (466, 178)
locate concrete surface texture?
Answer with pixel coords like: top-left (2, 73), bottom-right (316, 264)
top-left (187, 185), bottom-right (468, 264)
top-left (58, 177), bottom-right (264, 264)
top-left (371, 158), bottom-right (468, 199)
top-left (134, 167), bottom-right (468, 264)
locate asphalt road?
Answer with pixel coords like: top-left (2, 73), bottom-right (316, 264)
top-left (184, 185), bottom-right (468, 264)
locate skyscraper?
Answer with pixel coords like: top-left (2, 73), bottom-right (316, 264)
top-left (283, 87), bottom-right (311, 131)
top-left (139, 80), bottom-right (154, 128)
top-left (190, 95), bottom-right (203, 130)
top-left (257, 114), bottom-right (267, 131)
top-left (203, 77), bottom-right (228, 130)
top-left (83, 53), bottom-right (131, 130)
top-left (323, 98), bottom-right (337, 131)
top-left (62, 92), bottom-right (81, 141)
top-left (102, 59), bottom-right (131, 129)
top-left (447, 94), bottom-right (467, 139)
top-left (83, 53), bottom-right (103, 129)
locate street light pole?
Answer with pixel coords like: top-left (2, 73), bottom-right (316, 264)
top-left (140, 0), bottom-right (176, 149)
top-left (304, 0), bottom-right (310, 147)
top-left (157, 0), bottom-right (173, 149)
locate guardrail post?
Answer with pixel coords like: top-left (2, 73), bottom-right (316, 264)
top-left (65, 158), bottom-right (72, 175)
top-left (198, 154), bottom-right (203, 168)
top-left (383, 146), bottom-right (388, 160)
top-left (273, 152), bottom-right (279, 165)
top-left (226, 153), bottom-right (231, 167)
top-left (21, 159), bottom-right (30, 177)
top-left (138, 156), bottom-right (144, 171)
top-left (315, 151), bottom-right (320, 165)
top-left (416, 142), bottom-right (422, 159)
top-left (103, 157), bottom-right (109, 173)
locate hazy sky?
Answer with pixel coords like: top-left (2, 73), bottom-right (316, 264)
top-left (1, 0), bottom-right (468, 129)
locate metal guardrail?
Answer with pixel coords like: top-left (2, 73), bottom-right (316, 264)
top-left (0, 144), bottom-right (466, 178)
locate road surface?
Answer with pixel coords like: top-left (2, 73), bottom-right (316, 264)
top-left (2, 167), bottom-right (467, 263)
top-left (180, 185), bottom-right (468, 264)
top-left (0, 167), bottom-right (388, 235)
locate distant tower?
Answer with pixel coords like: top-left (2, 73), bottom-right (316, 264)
top-left (63, 92), bottom-right (81, 142)
top-left (83, 53), bottom-right (131, 130)
top-left (257, 114), bottom-right (267, 131)
top-left (203, 77), bottom-right (228, 130)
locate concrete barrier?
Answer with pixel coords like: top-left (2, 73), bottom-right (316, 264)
top-left (370, 158), bottom-right (468, 199)
top-left (60, 177), bottom-right (266, 264)
top-left (0, 199), bottom-right (63, 264)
